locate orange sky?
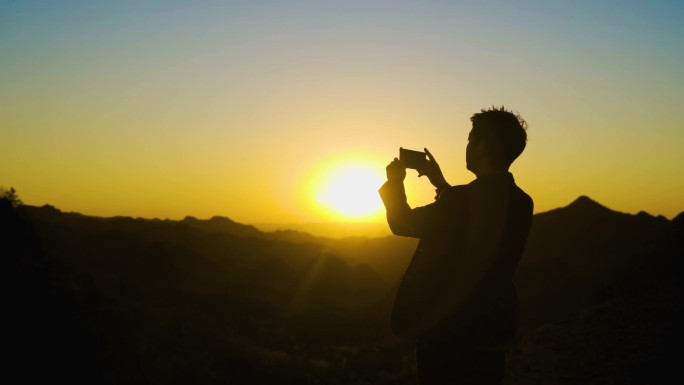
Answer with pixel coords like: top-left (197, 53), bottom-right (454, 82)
top-left (2, 2), bottom-right (683, 225)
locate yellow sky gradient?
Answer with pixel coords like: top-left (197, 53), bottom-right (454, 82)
top-left (2, 2), bottom-right (683, 225)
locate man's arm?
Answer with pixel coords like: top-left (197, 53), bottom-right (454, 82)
top-left (379, 157), bottom-right (443, 238)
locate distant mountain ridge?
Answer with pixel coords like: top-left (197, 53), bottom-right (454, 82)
top-left (23, 195), bottom-right (681, 239)
top-left (17, 196), bottom-right (683, 295)
top-left (21, 204), bottom-right (350, 242)
top-left (8, 196), bottom-right (682, 384)
top-left (180, 215), bottom-right (262, 237)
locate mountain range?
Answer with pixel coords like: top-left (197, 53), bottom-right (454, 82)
top-left (3, 196), bottom-right (682, 384)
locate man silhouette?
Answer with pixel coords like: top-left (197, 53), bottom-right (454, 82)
top-left (379, 106), bottom-right (533, 384)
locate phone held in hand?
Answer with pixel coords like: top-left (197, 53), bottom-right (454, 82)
top-left (400, 147), bottom-right (427, 169)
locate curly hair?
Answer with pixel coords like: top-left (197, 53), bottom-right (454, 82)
top-left (470, 106), bottom-right (528, 166)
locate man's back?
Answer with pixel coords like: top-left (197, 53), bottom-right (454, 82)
top-left (387, 172), bottom-right (533, 343)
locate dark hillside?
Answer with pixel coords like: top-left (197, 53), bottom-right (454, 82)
top-left (516, 196), bottom-right (681, 334)
top-left (7, 197), bottom-right (682, 383)
top-left (510, 197), bottom-right (683, 384)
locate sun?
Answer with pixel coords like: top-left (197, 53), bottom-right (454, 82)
top-left (315, 162), bottom-right (385, 220)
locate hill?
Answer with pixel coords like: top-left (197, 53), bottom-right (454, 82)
top-left (508, 196), bottom-right (682, 384)
top-left (5, 197), bottom-right (682, 384)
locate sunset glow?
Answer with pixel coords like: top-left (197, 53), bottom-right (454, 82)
top-left (316, 163), bottom-right (385, 221)
top-left (1, 2), bottom-right (682, 225)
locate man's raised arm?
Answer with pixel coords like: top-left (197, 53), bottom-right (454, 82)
top-left (379, 156), bottom-right (445, 238)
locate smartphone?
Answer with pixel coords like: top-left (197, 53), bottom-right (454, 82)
top-left (400, 147), bottom-right (427, 169)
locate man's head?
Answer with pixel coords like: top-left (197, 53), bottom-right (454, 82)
top-left (466, 106), bottom-right (527, 174)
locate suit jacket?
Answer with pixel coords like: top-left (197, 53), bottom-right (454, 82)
top-left (379, 172), bottom-right (533, 344)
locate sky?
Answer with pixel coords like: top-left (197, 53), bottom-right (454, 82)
top-left (2, 0), bottom-right (683, 226)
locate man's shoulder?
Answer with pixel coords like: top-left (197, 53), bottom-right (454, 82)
top-left (446, 184), bottom-right (470, 192)
top-left (512, 184), bottom-right (534, 210)
top-left (438, 184), bottom-right (469, 200)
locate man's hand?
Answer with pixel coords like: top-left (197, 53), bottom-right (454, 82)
top-left (417, 148), bottom-right (449, 189)
top-left (386, 158), bottom-right (406, 182)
